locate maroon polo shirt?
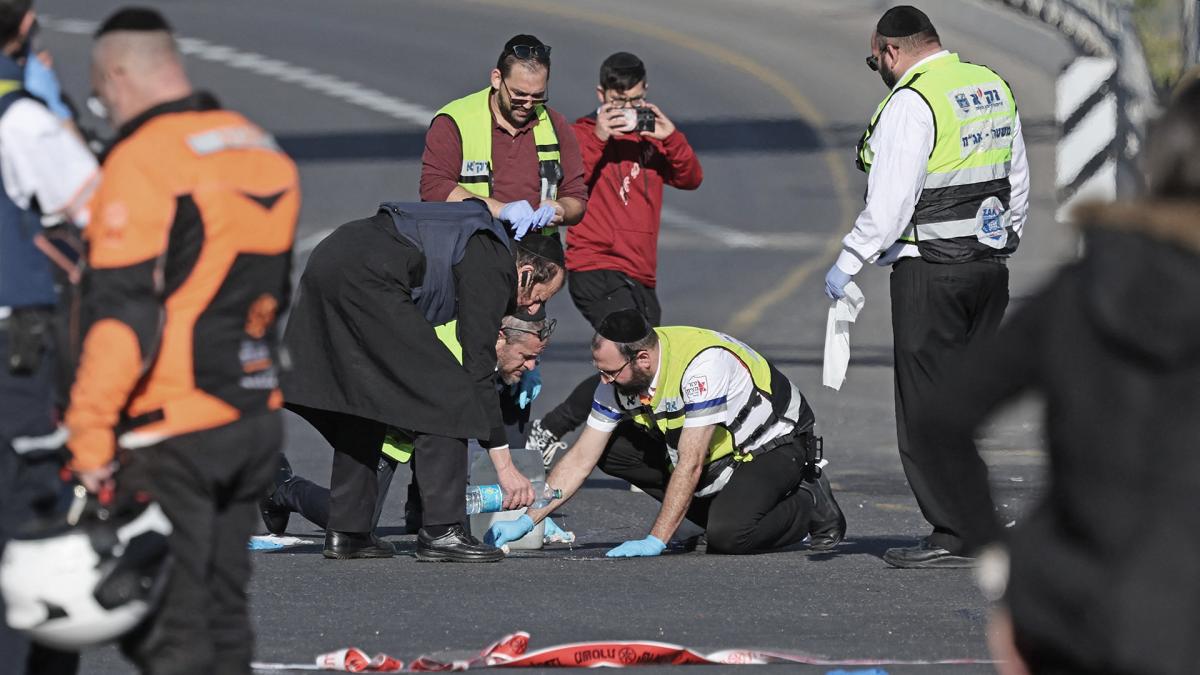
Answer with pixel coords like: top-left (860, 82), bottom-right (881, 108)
top-left (419, 95), bottom-right (587, 209)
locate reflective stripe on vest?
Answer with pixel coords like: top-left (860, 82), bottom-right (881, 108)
top-left (856, 53), bottom-right (1019, 262)
top-left (0, 78), bottom-right (56, 309)
top-left (615, 327), bottom-right (807, 496)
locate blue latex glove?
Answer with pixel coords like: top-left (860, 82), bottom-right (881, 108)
top-left (513, 366), bottom-right (542, 409)
top-left (542, 516), bottom-right (575, 543)
top-left (499, 201), bottom-right (536, 240)
top-left (485, 514), bottom-right (534, 547)
top-left (606, 534), bottom-right (666, 558)
top-left (23, 56), bottom-right (72, 120)
top-left (824, 264), bottom-right (852, 300)
top-left (529, 204), bottom-right (556, 231)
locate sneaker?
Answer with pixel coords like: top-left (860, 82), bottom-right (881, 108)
top-left (527, 419), bottom-right (567, 468)
top-left (260, 454), bottom-right (294, 536)
top-left (799, 470), bottom-right (846, 550)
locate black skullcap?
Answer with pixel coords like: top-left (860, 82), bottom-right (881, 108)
top-left (514, 234), bottom-right (565, 268)
top-left (601, 52), bottom-right (643, 72)
top-left (95, 7), bottom-right (172, 37)
top-left (597, 309), bottom-right (651, 344)
top-left (876, 5), bottom-right (934, 38)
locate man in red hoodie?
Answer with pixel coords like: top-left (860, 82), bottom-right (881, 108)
top-left (528, 52), bottom-right (702, 466)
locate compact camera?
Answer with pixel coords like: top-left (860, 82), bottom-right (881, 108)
top-left (616, 107), bottom-right (657, 133)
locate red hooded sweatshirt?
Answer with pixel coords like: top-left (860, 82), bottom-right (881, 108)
top-left (565, 115), bottom-right (703, 288)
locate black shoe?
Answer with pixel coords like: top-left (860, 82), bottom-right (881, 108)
top-left (800, 470), bottom-right (847, 551)
top-left (415, 524), bottom-right (504, 563)
top-left (260, 454), bottom-right (294, 536)
top-left (883, 540), bottom-right (977, 569)
top-left (322, 531), bottom-right (396, 559)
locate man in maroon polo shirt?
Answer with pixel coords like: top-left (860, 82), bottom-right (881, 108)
top-left (420, 34), bottom-right (587, 241)
top-left (527, 52), bottom-right (703, 467)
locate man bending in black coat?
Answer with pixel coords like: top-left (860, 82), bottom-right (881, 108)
top-left (281, 200), bottom-right (564, 562)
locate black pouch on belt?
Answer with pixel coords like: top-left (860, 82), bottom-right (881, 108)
top-left (8, 307), bottom-right (51, 375)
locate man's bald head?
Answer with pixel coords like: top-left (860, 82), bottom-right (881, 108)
top-left (91, 7), bottom-right (191, 128)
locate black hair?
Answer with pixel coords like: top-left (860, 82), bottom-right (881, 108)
top-left (95, 7), bottom-right (172, 37)
top-left (0, 0), bottom-right (31, 46)
top-left (495, 34), bottom-right (550, 77)
top-left (599, 52), bottom-right (646, 92)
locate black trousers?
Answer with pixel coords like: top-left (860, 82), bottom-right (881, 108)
top-left (890, 257), bottom-right (1008, 553)
top-left (288, 404), bottom-right (468, 532)
top-left (278, 387), bottom-right (530, 532)
top-left (542, 270), bottom-right (662, 439)
top-left (116, 413), bottom-right (281, 675)
top-left (596, 422), bottom-right (814, 554)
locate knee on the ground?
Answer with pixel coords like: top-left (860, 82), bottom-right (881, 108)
top-left (704, 519), bottom-right (756, 555)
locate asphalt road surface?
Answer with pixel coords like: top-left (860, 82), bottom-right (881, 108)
top-left (36, 0), bottom-right (1075, 672)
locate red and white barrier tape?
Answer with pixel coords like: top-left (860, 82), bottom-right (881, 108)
top-left (252, 631), bottom-right (996, 672)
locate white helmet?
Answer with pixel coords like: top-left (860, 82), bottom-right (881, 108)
top-left (0, 487), bottom-right (172, 650)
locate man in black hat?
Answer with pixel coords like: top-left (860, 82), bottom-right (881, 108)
top-left (487, 309), bottom-right (846, 557)
top-left (821, 5), bottom-right (1030, 568)
top-left (281, 199), bottom-right (565, 562)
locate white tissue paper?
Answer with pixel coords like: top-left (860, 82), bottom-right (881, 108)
top-left (822, 281), bottom-right (865, 391)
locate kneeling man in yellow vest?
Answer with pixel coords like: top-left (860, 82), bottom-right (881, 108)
top-left (486, 309), bottom-right (846, 556)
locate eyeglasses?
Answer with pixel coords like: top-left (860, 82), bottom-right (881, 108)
top-left (504, 317), bottom-right (557, 341)
top-left (608, 94), bottom-right (646, 108)
top-left (509, 44), bottom-right (551, 60)
top-left (597, 358), bottom-right (632, 381)
top-left (500, 78), bottom-right (548, 107)
top-left (865, 55), bottom-right (880, 72)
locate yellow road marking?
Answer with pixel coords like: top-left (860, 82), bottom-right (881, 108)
top-left (467, 0), bottom-right (857, 333)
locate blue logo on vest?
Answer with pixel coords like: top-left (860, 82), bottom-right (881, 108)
top-left (976, 196), bottom-right (1008, 250)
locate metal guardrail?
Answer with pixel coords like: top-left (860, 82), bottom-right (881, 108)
top-left (988, 0), bottom-right (1161, 213)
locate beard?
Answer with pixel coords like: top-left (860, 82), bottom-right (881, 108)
top-left (614, 367), bottom-right (654, 399)
top-left (879, 62), bottom-right (898, 89)
top-left (498, 95), bottom-right (533, 128)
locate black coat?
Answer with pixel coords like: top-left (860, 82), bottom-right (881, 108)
top-left (915, 200), bottom-right (1200, 674)
top-left (281, 212), bottom-right (517, 443)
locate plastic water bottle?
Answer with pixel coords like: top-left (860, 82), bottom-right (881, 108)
top-left (465, 481), bottom-right (562, 515)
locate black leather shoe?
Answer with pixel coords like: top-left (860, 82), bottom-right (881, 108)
top-left (322, 531), bottom-right (395, 559)
top-left (260, 454), bottom-right (294, 536)
top-left (416, 525), bottom-right (503, 563)
top-left (883, 540), bottom-right (976, 569)
top-left (800, 470), bottom-right (847, 551)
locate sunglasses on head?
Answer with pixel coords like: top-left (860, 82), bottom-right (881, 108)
top-left (509, 44), bottom-right (551, 59)
top-left (505, 317), bottom-right (557, 341)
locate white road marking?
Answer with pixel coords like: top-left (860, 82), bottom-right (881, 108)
top-left (42, 16), bottom-right (437, 126)
top-left (43, 15), bottom-right (820, 253)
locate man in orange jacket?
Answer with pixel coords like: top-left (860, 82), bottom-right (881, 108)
top-left (66, 8), bottom-right (299, 673)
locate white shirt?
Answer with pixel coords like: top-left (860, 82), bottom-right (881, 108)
top-left (834, 51), bottom-right (1030, 275)
top-left (0, 97), bottom-right (99, 227)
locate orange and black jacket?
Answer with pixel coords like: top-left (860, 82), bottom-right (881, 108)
top-left (66, 93), bottom-right (299, 471)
